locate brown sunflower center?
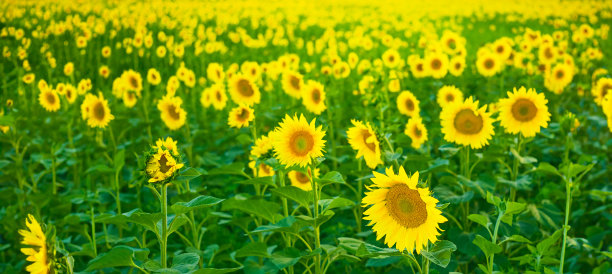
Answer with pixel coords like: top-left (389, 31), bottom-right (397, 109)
top-left (416, 63), bottom-right (424, 72)
top-left (46, 93), bottom-right (56, 104)
top-left (361, 130), bottom-right (376, 152)
top-left (544, 47), bottom-right (553, 59)
top-left (129, 76), bottom-right (138, 89)
top-left (496, 45), bottom-right (504, 53)
top-left (405, 98), bottom-right (415, 111)
top-left (215, 91), bottom-right (222, 101)
top-left (413, 125), bottom-right (422, 138)
top-left (93, 102), bottom-right (105, 120)
top-left (167, 104), bottom-right (181, 120)
top-left (445, 94), bottom-right (454, 102)
top-left (158, 154), bottom-right (172, 173)
top-left (511, 98), bottom-right (537, 122)
top-left (388, 55), bottom-right (395, 62)
top-left (431, 59), bottom-right (442, 70)
top-left (453, 108), bottom-right (484, 135)
top-left (237, 108), bottom-right (249, 121)
top-left (484, 58), bottom-right (494, 69)
top-left (555, 70), bottom-right (564, 79)
top-left (295, 171), bottom-right (310, 184)
top-left (289, 75), bottom-right (300, 90)
top-left (289, 131), bottom-right (314, 156)
top-left (237, 79), bottom-right (254, 97)
top-left (311, 88), bottom-right (321, 103)
top-left (601, 84), bottom-right (611, 98)
top-left (260, 163), bottom-right (271, 174)
top-left (454, 62), bottom-right (461, 70)
top-left (385, 184), bottom-right (427, 228)
top-left (447, 39), bottom-right (456, 49)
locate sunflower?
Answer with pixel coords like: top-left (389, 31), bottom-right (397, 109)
top-left (123, 91), bottom-right (138, 108)
top-left (425, 52), bottom-right (449, 79)
top-left (441, 97), bottom-right (494, 149)
top-left (396, 90), bottom-right (420, 117)
top-left (476, 51), bottom-right (501, 77)
top-left (229, 74), bottom-right (260, 106)
top-left (19, 214), bottom-right (50, 274)
top-left (302, 80), bottom-right (327, 115)
top-left (270, 114), bottom-right (326, 167)
top-left (603, 94), bottom-right (612, 132)
top-left (545, 63), bottom-right (573, 94)
top-left (228, 105), bottom-right (254, 128)
top-left (448, 56), bottom-right (465, 76)
top-left (437, 85), bottom-right (464, 109)
top-left (147, 68), bottom-right (161, 85)
top-left (288, 167), bottom-right (320, 191)
top-left (86, 93), bottom-right (115, 128)
top-left (498, 87), bottom-right (551, 137)
top-left (39, 89), bottom-right (60, 112)
top-left (99, 66), bottom-right (110, 79)
top-left (538, 44), bottom-right (557, 64)
top-left (409, 58), bottom-right (428, 78)
top-left (346, 120), bottom-right (382, 169)
top-left (122, 70), bottom-right (143, 93)
top-left (382, 48), bottom-right (401, 68)
top-left (210, 83), bottom-right (228, 110)
top-left (249, 161), bottom-right (275, 177)
top-left (251, 134), bottom-right (273, 158)
top-left (405, 116), bottom-right (428, 149)
top-left (157, 94), bottom-right (186, 130)
top-left (23, 73), bottom-right (35, 84)
top-left (362, 166), bottom-right (447, 254)
top-left (145, 137), bottom-right (184, 184)
top-left (592, 78), bottom-right (612, 106)
top-left (65, 85), bottom-right (77, 104)
top-left (282, 70), bottom-right (303, 98)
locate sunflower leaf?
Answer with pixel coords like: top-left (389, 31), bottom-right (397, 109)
top-left (421, 240), bottom-right (457, 268)
top-left (473, 235), bottom-right (502, 258)
top-left (271, 186), bottom-right (312, 208)
top-left (85, 245), bottom-right (149, 271)
top-left (171, 195), bottom-right (224, 215)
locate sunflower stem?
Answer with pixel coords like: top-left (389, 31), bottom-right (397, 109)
top-left (309, 160), bottom-right (321, 274)
top-left (90, 205), bottom-right (97, 257)
top-left (559, 137), bottom-right (572, 274)
top-left (489, 208), bottom-right (504, 274)
top-left (160, 184), bottom-right (168, 268)
top-left (510, 135), bottom-right (522, 202)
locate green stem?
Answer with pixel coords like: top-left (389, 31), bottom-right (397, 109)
top-left (489, 209), bottom-right (504, 274)
top-left (309, 161), bottom-right (321, 274)
top-left (91, 206), bottom-right (97, 257)
top-left (161, 184), bottom-right (168, 268)
top-left (559, 165), bottom-right (572, 273)
top-left (510, 135), bottom-right (522, 201)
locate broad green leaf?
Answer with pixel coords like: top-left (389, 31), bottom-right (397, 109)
top-left (171, 253), bottom-right (200, 273)
top-left (338, 237), bottom-right (399, 257)
top-left (85, 164), bottom-right (114, 174)
top-left (235, 242), bottom-right (271, 258)
top-left (222, 197), bottom-right (281, 223)
top-left (317, 171), bottom-right (345, 186)
top-left (270, 248), bottom-right (301, 269)
top-left (535, 162), bottom-right (561, 177)
top-left (207, 163), bottom-right (247, 177)
top-left (511, 148), bottom-right (537, 164)
top-left (174, 167), bottom-right (207, 183)
top-left (167, 215), bottom-right (189, 236)
top-left (85, 245), bottom-right (149, 271)
top-left (486, 192), bottom-right (501, 207)
top-left (500, 235), bottom-right (532, 244)
top-left (193, 267), bottom-right (243, 274)
top-left (421, 240), bottom-right (457, 268)
top-left (252, 216), bottom-right (299, 234)
top-left (271, 186), bottom-right (312, 208)
top-left (171, 195), bottom-right (224, 215)
top-left (505, 201), bottom-right (526, 215)
top-left (319, 196), bottom-right (354, 213)
top-left (296, 210), bottom-right (335, 227)
top-left (114, 149), bottom-right (125, 170)
top-left (468, 214), bottom-right (489, 229)
top-left (473, 235), bottom-right (501, 258)
top-left (536, 229), bottom-right (563, 256)
top-left (365, 256), bottom-right (402, 267)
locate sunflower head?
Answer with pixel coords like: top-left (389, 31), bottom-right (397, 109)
top-left (228, 105), bottom-right (254, 129)
top-left (362, 166), bottom-right (447, 254)
top-left (145, 137), bottom-right (184, 184)
top-left (437, 85), bottom-right (464, 109)
top-left (499, 87), bottom-right (551, 137)
top-left (288, 167), bottom-right (320, 191)
top-left (441, 97), bottom-right (494, 149)
top-left (397, 90), bottom-right (420, 117)
top-left (19, 214), bottom-right (51, 274)
top-left (347, 120), bottom-right (382, 169)
top-left (270, 114), bottom-right (326, 167)
top-left (405, 116), bottom-right (428, 149)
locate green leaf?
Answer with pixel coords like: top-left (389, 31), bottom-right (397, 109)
top-left (171, 253), bottom-right (200, 273)
top-left (500, 235), bottom-right (532, 244)
top-left (85, 164), bottom-right (114, 174)
top-left (271, 186), bottom-right (312, 208)
top-left (85, 245), bottom-right (149, 271)
top-left (535, 162), bottom-right (561, 177)
top-left (505, 201), bottom-right (526, 215)
top-left (421, 240), bottom-right (457, 268)
top-left (536, 229), bottom-right (563, 256)
top-left (270, 248), bottom-right (302, 269)
top-left (193, 267), bottom-right (243, 274)
top-left (175, 167), bottom-right (206, 183)
top-left (486, 192), bottom-right (501, 207)
top-left (473, 235), bottom-right (501, 258)
top-left (114, 149), bottom-right (125, 170)
top-left (236, 176), bottom-right (276, 187)
top-left (167, 215), bottom-right (189, 236)
top-left (171, 195), bottom-right (224, 215)
top-left (365, 256), bottom-right (402, 267)
top-left (319, 196), bottom-right (354, 213)
top-left (235, 242), bottom-right (271, 258)
top-left (297, 210), bottom-right (335, 227)
top-left (316, 171), bottom-right (345, 186)
top-left (338, 237), bottom-right (399, 257)
top-left (511, 148), bottom-right (537, 164)
top-left (252, 216), bottom-right (299, 234)
top-left (222, 197), bottom-right (281, 223)
top-left (208, 163), bottom-right (246, 177)
top-left (468, 214), bottom-right (489, 229)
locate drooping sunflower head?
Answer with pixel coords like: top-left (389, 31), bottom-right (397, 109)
top-left (405, 116), bottom-right (428, 149)
top-left (499, 87), bottom-right (551, 137)
top-left (282, 70), bottom-right (304, 99)
top-left (19, 214), bottom-right (51, 274)
top-left (229, 73), bottom-right (261, 106)
top-left (396, 90), bottom-right (420, 117)
top-left (440, 97), bottom-right (494, 149)
top-left (437, 85), bottom-right (464, 109)
top-left (249, 161), bottom-right (275, 177)
top-left (228, 105), bottom-right (254, 129)
top-left (302, 80), bottom-right (327, 115)
top-left (347, 120), bottom-right (382, 169)
top-left (270, 114), bottom-right (326, 167)
top-left (362, 166), bottom-right (447, 254)
top-left (39, 89), bottom-right (60, 112)
top-left (145, 137), bottom-right (184, 184)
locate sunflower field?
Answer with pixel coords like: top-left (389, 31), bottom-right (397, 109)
top-left (1, 0), bottom-right (612, 273)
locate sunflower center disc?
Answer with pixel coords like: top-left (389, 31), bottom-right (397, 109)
top-left (158, 154), bottom-right (171, 173)
top-left (167, 104), bottom-right (181, 120)
top-left (511, 98), bottom-right (537, 122)
top-left (290, 76), bottom-right (300, 90)
top-left (454, 108), bottom-right (484, 135)
top-left (312, 89), bottom-right (321, 103)
top-left (237, 79), bottom-right (254, 96)
top-left (413, 126), bottom-right (422, 138)
top-left (93, 102), bottom-right (105, 120)
top-left (386, 184), bottom-right (427, 228)
top-left (431, 59), bottom-right (442, 70)
top-left (46, 93), bottom-right (56, 105)
top-left (290, 131), bottom-right (314, 156)
top-left (484, 59), bottom-right (494, 69)
top-left (445, 94), bottom-right (454, 102)
top-left (295, 171), bottom-right (310, 184)
top-left (361, 130), bottom-right (377, 151)
top-left (405, 99), bottom-right (415, 111)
